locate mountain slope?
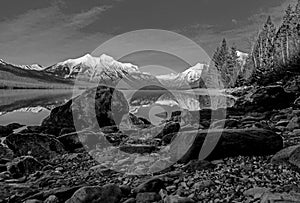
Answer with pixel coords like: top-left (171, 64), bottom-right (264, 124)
top-left (0, 62), bottom-right (73, 89)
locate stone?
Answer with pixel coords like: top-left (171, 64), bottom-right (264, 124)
top-left (65, 184), bottom-right (122, 203)
top-left (260, 191), bottom-right (300, 203)
top-left (133, 177), bottom-right (164, 193)
top-left (170, 129), bottom-right (283, 163)
top-left (23, 200), bottom-right (43, 203)
top-left (0, 144), bottom-right (14, 161)
top-left (233, 85), bottom-right (294, 112)
top-left (119, 144), bottom-right (159, 154)
top-left (123, 198), bottom-right (136, 203)
top-left (287, 116), bottom-right (300, 130)
top-left (155, 122), bottom-right (180, 139)
top-left (57, 130), bottom-right (108, 152)
top-left (183, 160), bottom-right (215, 171)
top-left (210, 119), bottom-right (240, 129)
top-left (7, 156), bottom-right (43, 178)
top-left (0, 123), bottom-right (24, 137)
top-left (41, 86), bottom-right (129, 135)
top-left (271, 145), bottom-right (300, 169)
top-left (4, 133), bottom-right (66, 160)
top-left (164, 195), bottom-right (195, 203)
top-left (44, 195), bottom-right (59, 203)
top-left (243, 187), bottom-right (269, 199)
top-left (136, 192), bottom-right (161, 203)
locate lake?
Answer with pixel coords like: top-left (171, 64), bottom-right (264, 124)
top-left (0, 88), bottom-right (236, 126)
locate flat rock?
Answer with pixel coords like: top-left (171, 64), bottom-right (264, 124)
top-left (170, 129), bottom-right (283, 163)
top-left (4, 133), bottom-right (66, 160)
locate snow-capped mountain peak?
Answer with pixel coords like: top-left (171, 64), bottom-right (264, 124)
top-left (0, 59), bottom-right (44, 71)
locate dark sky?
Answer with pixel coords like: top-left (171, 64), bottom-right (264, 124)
top-left (0, 0), bottom-right (296, 68)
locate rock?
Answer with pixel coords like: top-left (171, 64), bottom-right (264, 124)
top-left (123, 198), bottom-right (136, 203)
top-left (65, 184), bottom-right (122, 203)
top-left (23, 200), bottom-right (43, 203)
top-left (155, 122), bottom-right (180, 139)
top-left (233, 85), bottom-right (294, 112)
top-left (57, 130), bottom-right (108, 152)
top-left (0, 164), bottom-right (7, 172)
top-left (170, 129), bottom-right (283, 163)
top-left (275, 120), bottom-right (290, 127)
top-left (23, 186), bottom-right (83, 203)
top-left (0, 144), bottom-right (14, 161)
top-left (271, 145), bottom-right (300, 169)
top-left (294, 96), bottom-right (300, 107)
top-left (133, 177), bottom-right (164, 193)
top-left (243, 187), bottom-right (269, 199)
top-left (59, 128), bottom-right (76, 136)
top-left (260, 191), bottom-right (300, 203)
top-left (41, 86), bottom-right (129, 135)
top-left (164, 195), bottom-right (195, 203)
top-left (210, 119), bottom-right (240, 129)
top-left (4, 133), bottom-right (66, 160)
top-left (136, 192), bottom-right (161, 203)
top-left (287, 116), bottom-right (300, 130)
top-left (119, 144), bottom-right (159, 154)
top-left (7, 156), bottom-right (43, 178)
top-left (183, 160), bottom-right (215, 171)
top-left (0, 123), bottom-right (24, 137)
top-left (44, 195), bottom-right (59, 203)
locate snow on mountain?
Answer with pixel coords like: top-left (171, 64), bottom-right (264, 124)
top-left (156, 63), bottom-right (208, 89)
top-left (0, 59), bottom-right (44, 71)
top-left (236, 51), bottom-right (249, 67)
top-left (45, 54), bottom-right (140, 81)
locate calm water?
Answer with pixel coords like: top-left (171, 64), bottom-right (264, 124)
top-left (0, 89), bottom-right (235, 126)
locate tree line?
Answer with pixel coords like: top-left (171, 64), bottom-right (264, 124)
top-left (212, 0), bottom-right (300, 87)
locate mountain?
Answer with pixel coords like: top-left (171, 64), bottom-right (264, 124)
top-left (236, 51), bottom-right (249, 67)
top-left (0, 60), bottom-right (73, 89)
top-left (0, 59), bottom-right (44, 71)
top-left (157, 63), bottom-right (208, 89)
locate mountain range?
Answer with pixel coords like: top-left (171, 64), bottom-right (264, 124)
top-left (0, 51), bottom-right (248, 90)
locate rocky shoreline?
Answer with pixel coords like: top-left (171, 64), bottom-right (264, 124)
top-left (0, 76), bottom-right (300, 203)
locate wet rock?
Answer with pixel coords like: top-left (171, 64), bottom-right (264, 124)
top-left (210, 119), bottom-right (240, 129)
top-left (244, 187), bottom-right (269, 199)
top-left (41, 86), bottom-right (129, 134)
top-left (287, 116), bottom-right (300, 131)
top-left (183, 160), bottom-right (215, 171)
top-left (65, 184), bottom-right (122, 203)
top-left (7, 156), bottom-right (43, 178)
top-left (164, 195), bottom-right (195, 203)
top-left (0, 144), bottom-right (14, 161)
top-left (57, 130), bottom-right (108, 152)
top-left (4, 133), bottom-right (66, 160)
top-left (119, 144), bottom-right (159, 154)
top-left (233, 85), bottom-right (294, 112)
top-left (133, 177), bottom-right (164, 193)
top-left (155, 122), bottom-right (180, 139)
top-left (170, 129), bottom-right (283, 163)
top-left (271, 145), bottom-right (300, 169)
top-left (0, 123), bottom-right (24, 137)
top-left (44, 195), bottom-right (59, 203)
top-left (136, 192), bottom-right (161, 203)
top-left (260, 191), bottom-right (300, 203)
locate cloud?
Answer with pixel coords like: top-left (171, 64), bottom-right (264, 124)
top-left (0, 3), bottom-right (113, 66)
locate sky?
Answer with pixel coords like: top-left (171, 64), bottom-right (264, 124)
top-left (0, 0), bottom-right (297, 71)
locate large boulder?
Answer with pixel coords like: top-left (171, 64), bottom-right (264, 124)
top-left (4, 133), bottom-right (66, 160)
top-left (7, 156), bottom-right (43, 178)
top-left (0, 143), bottom-right (14, 161)
top-left (41, 86), bottom-right (129, 135)
top-left (65, 184), bottom-right (122, 203)
top-left (57, 130), bottom-right (115, 152)
top-left (271, 145), bottom-right (300, 169)
top-left (170, 129), bottom-right (283, 163)
top-left (233, 86), bottom-right (295, 112)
